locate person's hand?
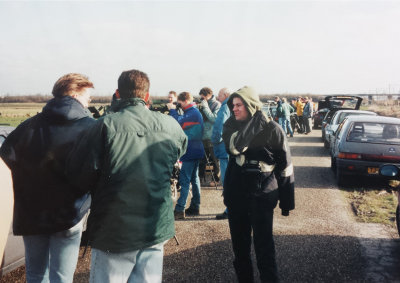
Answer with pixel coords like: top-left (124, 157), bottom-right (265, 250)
top-left (167, 103), bottom-right (176, 110)
top-left (282, 210), bottom-right (289, 216)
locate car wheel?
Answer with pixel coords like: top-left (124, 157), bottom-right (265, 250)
top-left (331, 157), bottom-right (336, 171)
top-left (336, 167), bottom-right (348, 187)
top-left (396, 205), bottom-right (400, 237)
top-left (324, 139), bottom-right (330, 149)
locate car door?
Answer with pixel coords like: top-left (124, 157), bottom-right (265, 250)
top-left (0, 126), bottom-right (25, 276)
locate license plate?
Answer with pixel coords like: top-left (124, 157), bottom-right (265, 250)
top-left (367, 167), bottom-right (379, 174)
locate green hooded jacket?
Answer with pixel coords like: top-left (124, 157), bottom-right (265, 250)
top-left (67, 98), bottom-right (187, 252)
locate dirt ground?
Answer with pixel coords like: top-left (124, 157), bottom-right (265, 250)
top-left (1, 130), bottom-right (400, 282)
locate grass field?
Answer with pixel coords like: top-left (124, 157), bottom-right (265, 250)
top-left (0, 103), bottom-right (44, 126)
top-left (0, 103), bottom-right (107, 126)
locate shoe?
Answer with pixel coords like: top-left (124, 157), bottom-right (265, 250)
top-left (174, 210), bottom-right (185, 220)
top-left (290, 134), bottom-right (293, 137)
top-left (216, 211), bottom-right (228, 220)
top-left (208, 181), bottom-right (221, 187)
top-left (185, 206), bottom-right (200, 216)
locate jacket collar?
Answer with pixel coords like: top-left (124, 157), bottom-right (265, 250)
top-left (117, 98), bottom-right (146, 109)
top-left (42, 96), bottom-right (91, 122)
top-left (183, 102), bottom-right (196, 111)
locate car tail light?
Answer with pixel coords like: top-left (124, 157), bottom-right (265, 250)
top-left (338, 152), bottom-right (361, 159)
top-left (338, 152), bottom-right (400, 162)
top-left (361, 154), bottom-right (400, 162)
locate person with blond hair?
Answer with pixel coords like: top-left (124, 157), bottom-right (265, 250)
top-left (0, 73), bottom-right (95, 283)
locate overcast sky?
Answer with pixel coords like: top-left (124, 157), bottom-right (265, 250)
top-left (0, 0), bottom-right (399, 97)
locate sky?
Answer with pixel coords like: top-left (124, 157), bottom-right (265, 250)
top-left (0, 0), bottom-right (399, 97)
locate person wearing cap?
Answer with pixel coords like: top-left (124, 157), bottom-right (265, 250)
top-left (222, 86), bottom-right (295, 283)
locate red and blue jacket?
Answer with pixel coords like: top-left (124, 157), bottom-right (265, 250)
top-left (170, 103), bottom-right (205, 161)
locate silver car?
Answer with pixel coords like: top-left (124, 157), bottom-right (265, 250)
top-left (0, 126), bottom-right (25, 276)
top-left (323, 110), bottom-right (377, 149)
top-left (330, 116), bottom-right (400, 186)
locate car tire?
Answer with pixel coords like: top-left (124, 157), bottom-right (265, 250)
top-left (324, 139), bottom-right (330, 149)
top-left (396, 205), bottom-right (400, 237)
top-left (336, 167), bottom-right (348, 187)
top-left (331, 157), bottom-right (336, 171)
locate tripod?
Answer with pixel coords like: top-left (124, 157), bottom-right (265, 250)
top-left (203, 150), bottom-right (220, 190)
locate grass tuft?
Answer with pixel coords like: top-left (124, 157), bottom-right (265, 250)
top-left (345, 188), bottom-right (398, 228)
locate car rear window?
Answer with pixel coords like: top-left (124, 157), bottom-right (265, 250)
top-left (347, 122), bottom-right (400, 144)
top-left (337, 112), bottom-right (374, 124)
top-left (328, 97), bottom-right (361, 109)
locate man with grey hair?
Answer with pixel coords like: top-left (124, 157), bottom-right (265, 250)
top-left (212, 88), bottom-right (232, 219)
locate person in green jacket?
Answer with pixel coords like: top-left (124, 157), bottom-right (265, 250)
top-left (278, 97), bottom-right (295, 137)
top-left (67, 69), bottom-right (188, 283)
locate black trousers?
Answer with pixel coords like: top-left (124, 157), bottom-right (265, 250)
top-left (298, 115), bottom-right (305, 133)
top-left (199, 139), bottom-right (220, 182)
top-left (227, 193), bottom-right (279, 283)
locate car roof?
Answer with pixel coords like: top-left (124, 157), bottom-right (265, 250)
top-left (344, 115), bottom-right (400, 123)
top-left (0, 126), bottom-right (15, 136)
top-left (334, 109), bottom-right (376, 114)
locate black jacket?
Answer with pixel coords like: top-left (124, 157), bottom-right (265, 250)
top-left (222, 110), bottom-right (295, 215)
top-left (0, 96), bottom-right (95, 235)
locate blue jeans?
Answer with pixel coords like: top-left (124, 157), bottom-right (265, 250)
top-left (175, 160), bottom-right (201, 211)
top-left (279, 117), bottom-right (293, 136)
top-left (219, 158), bottom-right (228, 185)
top-left (90, 242), bottom-right (165, 283)
top-left (219, 158), bottom-right (229, 214)
top-left (23, 219), bottom-right (84, 283)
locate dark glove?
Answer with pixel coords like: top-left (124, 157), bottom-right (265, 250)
top-left (281, 210), bottom-right (289, 216)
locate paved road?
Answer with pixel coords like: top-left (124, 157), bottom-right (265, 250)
top-left (1, 130), bottom-right (399, 283)
top-left (163, 130), bottom-right (400, 283)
